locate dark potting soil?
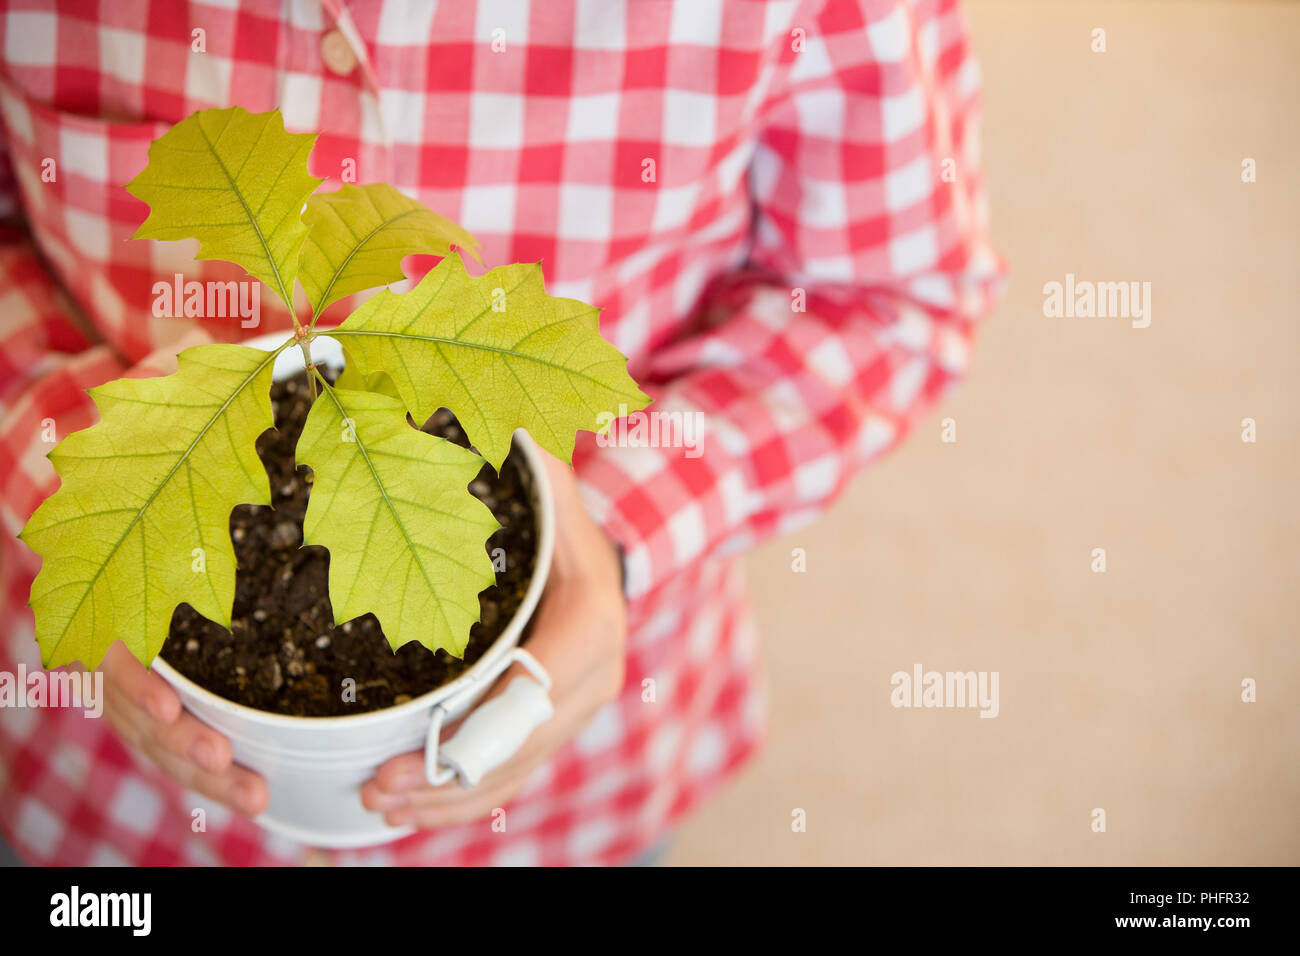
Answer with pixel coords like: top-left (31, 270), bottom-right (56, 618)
top-left (160, 369), bottom-right (537, 717)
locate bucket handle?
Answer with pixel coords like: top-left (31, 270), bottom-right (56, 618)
top-left (424, 647), bottom-right (553, 788)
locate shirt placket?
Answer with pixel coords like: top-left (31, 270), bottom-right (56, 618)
top-left (313, 0), bottom-right (394, 167)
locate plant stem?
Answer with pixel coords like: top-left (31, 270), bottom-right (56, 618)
top-left (297, 333), bottom-right (316, 400)
top-left (308, 363), bottom-right (332, 395)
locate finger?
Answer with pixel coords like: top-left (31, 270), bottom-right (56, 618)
top-left (100, 667), bottom-right (233, 775)
top-left (137, 735), bottom-right (269, 817)
top-left (364, 757), bottom-right (525, 815)
top-left (361, 780), bottom-right (411, 813)
top-left (101, 642), bottom-right (181, 724)
top-left (363, 709), bottom-right (550, 811)
top-left (362, 752), bottom-right (438, 812)
top-left (150, 710), bottom-right (234, 775)
top-left (101, 671), bottom-right (249, 801)
top-left (101, 682), bottom-right (148, 749)
top-left (382, 739), bottom-right (554, 827)
top-left (102, 675), bottom-right (170, 746)
top-left (364, 658), bottom-right (577, 804)
top-left (369, 683), bottom-right (594, 818)
top-left (369, 751), bottom-right (429, 795)
top-left (365, 734), bottom-right (541, 813)
top-left (383, 773), bottom-right (528, 828)
top-left (365, 594), bottom-right (615, 807)
top-left (363, 593), bottom-right (600, 801)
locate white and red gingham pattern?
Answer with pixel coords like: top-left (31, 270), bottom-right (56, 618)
top-left (0, 0), bottom-right (1001, 865)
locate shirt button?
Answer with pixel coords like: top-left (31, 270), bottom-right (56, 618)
top-left (321, 30), bottom-right (358, 76)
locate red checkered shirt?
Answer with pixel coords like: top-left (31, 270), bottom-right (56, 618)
top-left (0, 0), bottom-right (1001, 865)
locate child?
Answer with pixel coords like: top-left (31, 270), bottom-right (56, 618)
top-left (0, 0), bottom-right (1000, 865)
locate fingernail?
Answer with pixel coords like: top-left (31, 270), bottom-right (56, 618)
top-left (387, 770), bottom-right (423, 793)
top-left (146, 695), bottom-right (172, 722)
top-left (188, 738), bottom-right (218, 772)
top-left (368, 791), bottom-right (409, 812)
top-left (234, 781), bottom-right (262, 816)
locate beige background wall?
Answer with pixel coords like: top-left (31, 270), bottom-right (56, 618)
top-left (669, 0), bottom-right (1300, 865)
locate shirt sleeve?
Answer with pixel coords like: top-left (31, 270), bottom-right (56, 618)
top-left (0, 242), bottom-right (117, 545)
top-left (572, 0), bottom-right (1005, 601)
top-left (0, 135), bottom-right (216, 551)
top-left (0, 129), bottom-right (118, 675)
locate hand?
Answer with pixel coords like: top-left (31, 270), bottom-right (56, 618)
top-left (361, 450), bottom-right (628, 828)
top-left (100, 642), bottom-right (269, 817)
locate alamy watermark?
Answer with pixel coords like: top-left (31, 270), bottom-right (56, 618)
top-left (152, 273), bottom-right (260, 327)
top-left (50, 886), bottom-right (150, 935)
top-left (0, 664), bottom-right (104, 717)
top-left (890, 663), bottom-right (999, 718)
top-left (1042, 273), bottom-right (1151, 328)
top-left (595, 405), bottom-right (704, 459)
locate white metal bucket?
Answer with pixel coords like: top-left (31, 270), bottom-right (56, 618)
top-left (151, 331), bottom-right (555, 849)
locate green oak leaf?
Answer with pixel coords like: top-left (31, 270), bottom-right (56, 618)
top-left (19, 344), bottom-right (278, 670)
top-left (295, 385), bottom-right (499, 657)
top-left (328, 256), bottom-right (651, 469)
top-left (126, 107), bottom-right (322, 311)
top-left (300, 182), bottom-right (481, 316)
top-left (335, 356), bottom-right (402, 400)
